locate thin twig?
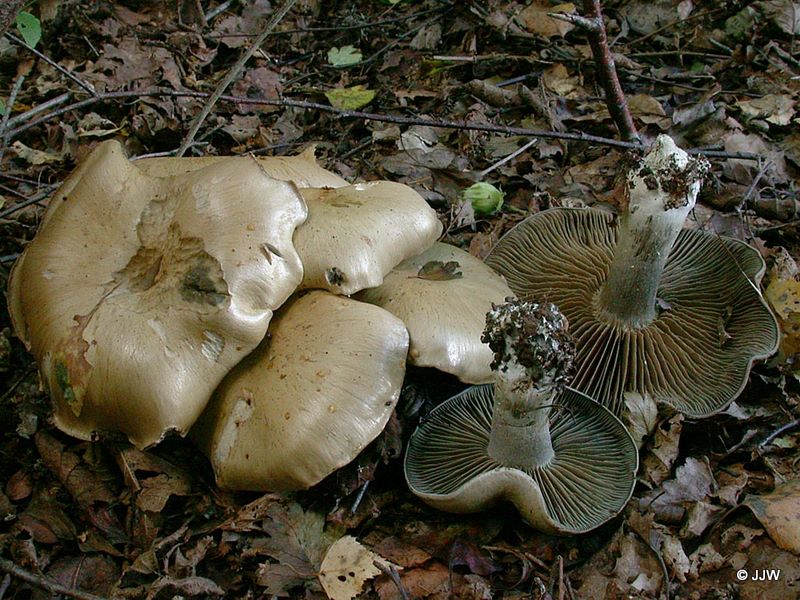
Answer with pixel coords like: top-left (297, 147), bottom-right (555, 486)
top-left (0, 573), bottom-right (10, 600)
top-left (3, 89), bottom-right (763, 161)
top-left (373, 561), bottom-right (410, 600)
top-left (5, 32), bottom-right (97, 96)
top-left (759, 418), bottom-right (800, 449)
top-left (625, 7), bottom-right (726, 47)
top-left (578, 0), bottom-right (639, 141)
top-left (205, 0), bottom-right (237, 22)
top-left (0, 558), bottom-right (109, 600)
top-left (739, 160), bottom-right (773, 211)
top-left (479, 139), bottom-right (538, 177)
top-left (205, 4), bottom-right (448, 38)
top-left (0, 73), bottom-right (26, 162)
top-left (0, 185), bottom-right (58, 219)
top-left (5, 91), bottom-right (71, 129)
top-left (176, 0), bottom-right (298, 156)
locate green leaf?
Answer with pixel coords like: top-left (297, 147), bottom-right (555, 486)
top-left (324, 85), bottom-right (375, 110)
top-left (0, 98), bottom-right (5, 116)
top-left (16, 11), bottom-right (42, 49)
top-left (327, 45), bottom-right (362, 67)
top-left (417, 260), bottom-right (463, 281)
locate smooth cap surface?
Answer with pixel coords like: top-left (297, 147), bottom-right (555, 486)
top-left (134, 145), bottom-right (349, 188)
top-left (357, 242), bottom-right (514, 384)
top-left (8, 140), bottom-right (307, 447)
top-left (193, 291), bottom-right (409, 491)
top-left (295, 182), bottom-right (443, 295)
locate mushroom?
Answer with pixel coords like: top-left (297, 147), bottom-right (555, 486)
top-left (7, 140), bottom-right (307, 448)
top-left (192, 290), bottom-right (409, 491)
top-left (294, 182), bottom-right (443, 295)
top-left (404, 299), bottom-right (638, 534)
top-left (485, 135), bottom-right (779, 416)
top-left (140, 155), bottom-right (442, 296)
top-left (356, 242), bottom-right (514, 384)
top-left (134, 145), bottom-right (349, 188)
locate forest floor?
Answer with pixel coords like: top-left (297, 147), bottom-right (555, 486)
top-left (0, 0), bottom-right (799, 598)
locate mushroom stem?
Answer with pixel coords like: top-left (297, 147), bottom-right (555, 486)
top-left (482, 299), bottom-right (576, 471)
top-left (595, 135), bottom-right (708, 329)
top-left (488, 380), bottom-right (555, 469)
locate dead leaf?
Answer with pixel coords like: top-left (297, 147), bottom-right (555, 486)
top-left (765, 277), bottom-right (800, 364)
top-left (416, 260), bottom-right (463, 281)
top-left (542, 63), bottom-right (579, 96)
top-left (687, 543), bottom-right (725, 579)
top-left (723, 132), bottom-right (787, 186)
top-left (641, 457), bottom-right (716, 522)
top-left (743, 479), bottom-right (800, 554)
top-left (319, 536), bottom-right (391, 600)
top-left (255, 500), bottom-right (343, 595)
top-left (6, 470), bottom-right (32, 501)
top-left (516, 2), bottom-right (576, 38)
top-left (737, 95), bottom-right (796, 126)
top-left (37, 554), bottom-right (119, 599)
top-left (614, 532), bottom-right (663, 594)
top-left (622, 392), bottom-right (658, 447)
top-left (11, 141), bottom-right (63, 165)
top-left (231, 67), bottom-right (282, 114)
top-left (35, 434), bottom-right (115, 507)
top-left (145, 576), bottom-right (224, 599)
top-left (136, 473), bottom-right (192, 513)
top-left (758, 0), bottom-right (800, 35)
top-left (375, 562), bottom-right (449, 600)
top-left (641, 414), bottom-right (683, 485)
top-left (367, 535), bottom-right (432, 568)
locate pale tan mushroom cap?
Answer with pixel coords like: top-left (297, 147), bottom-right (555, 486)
top-left (485, 208), bottom-right (780, 416)
top-left (404, 385), bottom-right (638, 534)
top-left (134, 145), bottom-right (349, 188)
top-left (356, 242), bottom-right (514, 384)
top-left (295, 182), bottom-right (443, 295)
top-left (7, 140), bottom-right (307, 448)
top-left (193, 291), bottom-right (409, 491)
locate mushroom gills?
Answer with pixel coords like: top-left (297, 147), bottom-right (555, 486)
top-left (405, 384), bottom-right (638, 534)
top-left (486, 207), bottom-right (779, 417)
top-left (486, 136), bottom-right (778, 417)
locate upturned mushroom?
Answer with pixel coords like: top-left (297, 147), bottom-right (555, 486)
top-left (192, 291), bottom-right (409, 491)
top-left (486, 135), bottom-right (779, 417)
top-left (404, 299), bottom-right (638, 534)
top-left (356, 242), bottom-right (514, 384)
top-left (7, 140), bottom-right (307, 448)
top-left (294, 183), bottom-right (442, 295)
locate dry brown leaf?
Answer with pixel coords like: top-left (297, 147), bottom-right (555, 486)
top-left (641, 415), bottom-right (684, 485)
top-left (542, 63), bottom-right (579, 96)
top-left (737, 94), bottom-right (796, 126)
top-left (516, 2), bottom-right (576, 38)
top-left (641, 457), bottom-right (716, 522)
top-left (743, 479), bottom-right (800, 554)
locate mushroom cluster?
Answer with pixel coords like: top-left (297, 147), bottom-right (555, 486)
top-left (486, 135), bottom-right (779, 418)
top-left (9, 140), bottom-right (517, 493)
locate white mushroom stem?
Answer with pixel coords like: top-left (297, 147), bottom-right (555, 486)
top-left (595, 135), bottom-right (708, 329)
top-left (488, 378), bottom-right (555, 469)
top-left (482, 299), bottom-right (575, 471)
